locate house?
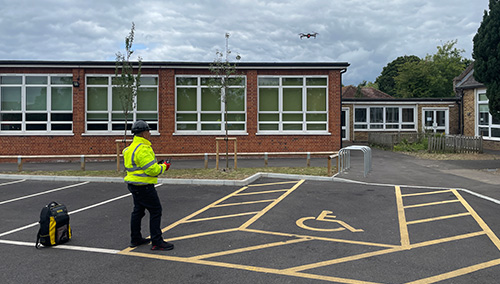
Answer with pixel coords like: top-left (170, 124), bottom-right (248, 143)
top-left (0, 61), bottom-right (349, 156)
top-left (341, 86), bottom-right (460, 142)
top-left (454, 62), bottom-right (500, 150)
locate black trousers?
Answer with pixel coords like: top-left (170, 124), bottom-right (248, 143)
top-left (127, 184), bottom-right (163, 245)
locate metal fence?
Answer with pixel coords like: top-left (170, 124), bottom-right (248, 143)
top-left (428, 135), bottom-right (483, 153)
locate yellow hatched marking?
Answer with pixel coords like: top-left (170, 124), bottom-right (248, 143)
top-left (408, 231), bottom-right (486, 249)
top-left (247, 180), bottom-right (301, 187)
top-left (163, 228), bottom-right (239, 242)
top-left (189, 238), bottom-right (310, 260)
top-left (239, 180), bottom-right (305, 229)
top-left (236, 189), bottom-right (289, 196)
top-left (118, 250), bottom-right (382, 284)
top-left (241, 228), bottom-right (397, 248)
top-left (401, 189), bottom-right (452, 197)
top-left (395, 186), bottom-right (410, 247)
top-left (405, 258), bottom-right (500, 284)
top-left (161, 186), bottom-right (250, 233)
top-left (406, 212), bottom-right (471, 225)
top-left (404, 199), bottom-right (460, 209)
top-left (213, 199), bottom-right (275, 208)
top-left (184, 211), bottom-right (260, 223)
top-left (453, 189), bottom-right (500, 251)
top-left (285, 247), bottom-right (404, 273)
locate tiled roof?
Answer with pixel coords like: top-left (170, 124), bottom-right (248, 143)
top-left (454, 62), bottom-right (485, 89)
top-left (342, 85), bottom-right (394, 99)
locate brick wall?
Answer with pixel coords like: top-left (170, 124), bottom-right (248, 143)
top-left (0, 65), bottom-right (343, 156)
top-left (462, 89), bottom-right (476, 137)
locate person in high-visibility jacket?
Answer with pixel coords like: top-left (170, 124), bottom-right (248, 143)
top-left (123, 120), bottom-right (173, 251)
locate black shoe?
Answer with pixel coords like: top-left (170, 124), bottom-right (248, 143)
top-left (130, 238), bottom-right (150, 248)
top-left (151, 241), bottom-right (174, 251)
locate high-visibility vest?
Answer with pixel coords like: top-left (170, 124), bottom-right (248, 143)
top-left (123, 136), bottom-right (166, 185)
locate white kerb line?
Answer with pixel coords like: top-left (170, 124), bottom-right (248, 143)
top-left (0, 179), bottom-right (26, 187)
top-left (0, 192), bottom-right (132, 238)
top-left (0, 181), bottom-right (90, 205)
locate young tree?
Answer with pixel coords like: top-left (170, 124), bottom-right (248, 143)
top-left (473, 0), bottom-right (500, 120)
top-left (208, 33), bottom-right (243, 171)
top-left (115, 22), bottom-right (142, 144)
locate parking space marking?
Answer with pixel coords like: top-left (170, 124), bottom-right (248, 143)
top-left (0, 179), bottom-right (26, 187)
top-left (0, 181), bottom-right (89, 205)
top-left (3, 179), bottom-right (500, 283)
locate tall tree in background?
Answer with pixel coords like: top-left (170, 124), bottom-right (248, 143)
top-left (473, 0), bottom-right (500, 120)
top-left (394, 40), bottom-right (469, 98)
top-left (208, 33), bottom-right (243, 171)
top-left (375, 55), bottom-right (420, 96)
top-left (115, 22), bottom-right (142, 144)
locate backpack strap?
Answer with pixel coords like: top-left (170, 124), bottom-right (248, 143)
top-left (35, 228), bottom-right (41, 249)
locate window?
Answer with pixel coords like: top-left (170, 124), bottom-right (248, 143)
top-left (354, 106), bottom-right (416, 131)
top-left (477, 91), bottom-right (500, 140)
top-left (0, 74), bottom-right (73, 133)
top-left (86, 75), bottom-right (158, 133)
top-left (258, 76), bottom-right (328, 133)
top-left (175, 76), bottom-right (246, 134)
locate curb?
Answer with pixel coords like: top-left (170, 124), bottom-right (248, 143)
top-left (0, 172), bottom-right (337, 186)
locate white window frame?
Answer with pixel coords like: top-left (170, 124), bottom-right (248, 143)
top-left (476, 89), bottom-right (500, 140)
top-left (422, 107), bottom-right (449, 134)
top-left (174, 75), bottom-right (247, 135)
top-left (353, 105), bottom-right (416, 131)
top-left (0, 74), bottom-right (74, 135)
top-left (85, 74), bottom-right (159, 135)
top-left (257, 75), bottom-right (329, 135)
top-left (342, 107), bottom-right (349, 140)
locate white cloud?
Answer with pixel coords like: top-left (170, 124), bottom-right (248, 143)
top-left (0, 0), bottom-right (490, 85)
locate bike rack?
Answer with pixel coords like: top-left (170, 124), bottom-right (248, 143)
top-left (338, 146), bottom-right (372, 177)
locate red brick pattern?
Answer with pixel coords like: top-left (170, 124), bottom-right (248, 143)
top-left (0, 66), bottom-right (343, 156)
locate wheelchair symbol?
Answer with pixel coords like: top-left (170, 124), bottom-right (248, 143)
top-left (296, 210), bottom-right (364, 232)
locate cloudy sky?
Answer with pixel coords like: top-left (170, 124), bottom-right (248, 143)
top-left (0, 0), bottom-right (489, 85)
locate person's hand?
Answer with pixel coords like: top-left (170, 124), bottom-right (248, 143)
top-left (163, 160), bottom-right (171, 171)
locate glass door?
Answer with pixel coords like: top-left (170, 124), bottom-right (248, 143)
top-left (423, 108), bottom-right (448, 134)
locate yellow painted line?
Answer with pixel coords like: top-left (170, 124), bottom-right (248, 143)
top-left (285, 247), bottom-right (404, 273)
top-left (160, 185), bottom-right (250, 233)
top-left (409, 231), bottom-right (486, 249)
top-left (189, 238), bottom-right (310, 260)
top-left (183, 211), bottom-right (260, 223)
top-left (119, 250), bottom-right (382, 284)
top-left (401, 189), bottom-right (452, 197)
top-left (405, 258), bottom-right (500, 284)
top-left (164, 228), bottom-right (240, 242)
top-left (239, 180), bottom-right (305, 230)
top-left (406, 212), bottom-right (471, 225)
top-left (236, 189), bottom-right (289, 196)
top-left (213, 199), bottom-right (275, 208)
top-left (404, 199), bottom-right (460, 209)
top-left (395, 186), bottom-right (410, 247)
top-left (242, 228), bottom-right (397, 248)
top-left (247, 180), bottom-right (301, 187)
top-left (453, 189), bottom-right (500, 251)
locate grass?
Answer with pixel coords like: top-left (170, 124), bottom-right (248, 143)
top-left (5, 167), bottom-right (333, 180)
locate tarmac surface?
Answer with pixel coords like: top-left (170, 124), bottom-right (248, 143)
top-left (1, 148), bottom-right (500, 283)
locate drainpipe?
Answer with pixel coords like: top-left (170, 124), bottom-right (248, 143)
top-left (340, 68), bottom-right (347, 149)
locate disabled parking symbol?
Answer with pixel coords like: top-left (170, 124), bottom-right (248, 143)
top-left (296, 210), bottom-right (364, 232)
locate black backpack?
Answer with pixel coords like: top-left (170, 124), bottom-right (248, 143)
top-left (36, 201), bottom-right (71, 248)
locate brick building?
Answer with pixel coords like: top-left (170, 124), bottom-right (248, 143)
top-left (0, 61), bottom-right (349, 156)
top-left (340, 86), bottom-right (460, 142)
top-left (454, 63), bottom-right (500, 150)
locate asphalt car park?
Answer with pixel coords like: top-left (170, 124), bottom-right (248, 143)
top-left (1, 175), bottom-right (500, 284)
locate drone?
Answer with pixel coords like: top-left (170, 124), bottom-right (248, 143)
top-left (299, 32), bottom-right (318, 39)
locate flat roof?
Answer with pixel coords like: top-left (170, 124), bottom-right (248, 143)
top-left (0, 60), bottom-right (350, 70)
